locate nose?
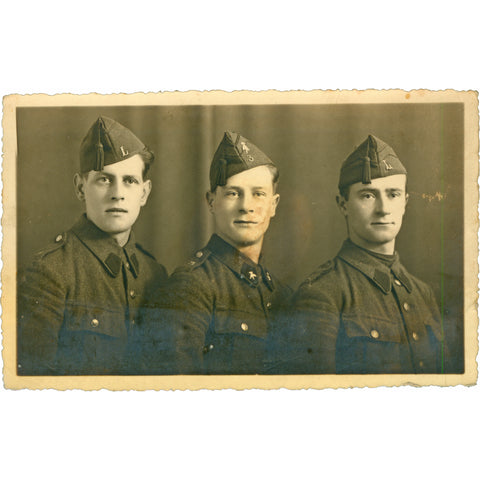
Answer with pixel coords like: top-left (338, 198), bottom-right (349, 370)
top-left (238, 192), bottom-right (254, 213)
top-left (110, 181), bottom-right (125, 201)
top-left (375, 193), bottom-right (390, 215)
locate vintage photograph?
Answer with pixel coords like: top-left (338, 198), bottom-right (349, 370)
top-left (2, 90), bottom-right (478, 389)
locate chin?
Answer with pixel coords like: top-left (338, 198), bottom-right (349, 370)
top-left (103, 222), bottom-right (133, 235)
top-left (232, 235), bottom-right (261, 247)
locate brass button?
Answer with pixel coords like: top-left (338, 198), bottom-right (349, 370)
top-left (419, 361), bottom-right (424, 368)
top-left (394, 279), bottom-right (402, 286)
top-left (91, 318), bottom-right (99, 327)
top-left (125, 262), bottom-right (131, 270)
top-left (241, 323), bottom-right (249, 332)
top-left (370, 329), bottom-right (379, 339)
top-left (266, 302), bottom-right (272, 309)
top-left (55, 234), bottom-right (63, 242)
top-left (203, 344), bottom-right (214, 354)
top-left (129, 290), bottom-right (136, 298)
top-left (196, 251), bottom-right (203, 258)
top-left (403, 302), bottom-right (410, 311)
top-left (412, 332), bottom-right (419, 341)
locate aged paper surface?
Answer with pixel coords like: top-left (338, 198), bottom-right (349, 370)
top-left (2, 89), bottom-right (478, 390)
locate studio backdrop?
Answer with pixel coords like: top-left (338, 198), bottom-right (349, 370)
top-left (16, 103), bottom-right (464, 372)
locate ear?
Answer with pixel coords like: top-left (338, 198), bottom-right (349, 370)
top-left (206, 191), bottom-right (215, 213)
top-left (405, 192), bottom-right (409, 206)
top-left (73, 173), bottom-right (86, 201)
top-left (270, 193), bottom-right (280, 218)
top-left (140, 179), bottom-right (152, 207)
top-left (336, 195), bottom-right (348, 216)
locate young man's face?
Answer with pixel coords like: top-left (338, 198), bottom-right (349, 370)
top-left (338, 174), bottom-right (408, 254)
top-left (75, 154), bottom-right (152, 245)
top-left (207, 165), bottom-right (279, 251)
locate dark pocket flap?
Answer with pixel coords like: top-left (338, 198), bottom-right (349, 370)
top-left (65, 306), bottom-right (125, 338)
top-left (213, 308), bottom-right (267, 339)
top-left (342, 313), bottom-right (402, 343)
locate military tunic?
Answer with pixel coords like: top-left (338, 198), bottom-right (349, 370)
top-left (17, 215), bottom-right (167, 375)
top-left (144, 234), bottom-right (292, 375)
top-left (288, 239), bottom-right (443, 374)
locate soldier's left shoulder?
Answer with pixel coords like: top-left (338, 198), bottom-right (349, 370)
top-left (267, 270), bottom-right (293, 295)
top-left (303, 259), bottom-right (337, 286)
top-left (135, 242), bottom-right (168, 276)
top-left (400, 267), bottom-right (434, 293)
top-left (135, 241), bottom-right (156, 260)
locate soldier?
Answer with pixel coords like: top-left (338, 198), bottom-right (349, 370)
top-left (17, 116), bottom-right (168, 375)
top-left (290, 134), bottom-right (444, 374)
top-left (144, 131), bottom-right (291, 374)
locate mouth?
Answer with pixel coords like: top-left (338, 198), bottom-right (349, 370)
top-left (234, 220), bottom-right (258, 227)
top-left (371, 222), bottom-right (394, 226)
top-left (106, 208), bottom-right (128, 213)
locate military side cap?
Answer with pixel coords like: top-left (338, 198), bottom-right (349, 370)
top-left (79, 116), bottom-right (152, 173)
top-left (210, 131), bottom-right (276, 190)
top-left (338, 134), bottom-right (407, 190)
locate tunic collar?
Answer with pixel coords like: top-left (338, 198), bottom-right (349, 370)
top-left (71, 214), bottom-right (140, 278)
top-left (338, 239), bottom-right (412, 294)
top-left (206, 234), bottom-right (275, 290)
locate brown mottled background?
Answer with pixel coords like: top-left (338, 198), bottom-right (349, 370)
top-left (16, 104), bottom-right (464, 372)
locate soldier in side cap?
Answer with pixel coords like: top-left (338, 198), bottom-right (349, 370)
top-left (285, 134), bottom-right (444, 374)
top-left (143, 131), bottom-right (291, 374)
top-left (17, 116), bottom-right (167, 375)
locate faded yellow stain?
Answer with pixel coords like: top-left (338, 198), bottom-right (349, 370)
top-left (421, 192), bottom-right (445, 202)
top-left (405, 93), bottom-right (411, 99)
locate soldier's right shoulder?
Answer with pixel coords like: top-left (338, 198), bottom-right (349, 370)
top-left (173, 247), bottom-right (212, 275)
top-left (33, 231), bottom-right (70, 260)
top-left (301, 258), bottom-right (338, 287)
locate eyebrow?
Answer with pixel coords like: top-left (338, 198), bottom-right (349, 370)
top-left (357, 187), bottom-right (404, 193)
top-left (225, 185), bottom-right (268, 190)
top-left (94, 172), bottom-right (141, 179)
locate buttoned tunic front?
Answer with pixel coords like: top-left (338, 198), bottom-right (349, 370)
top-left (287, 240), bottom-right (443, 374)
top-left (144, 234), bottom-right (292, 374)
top-left (18, 215), bottom-right (167, 375)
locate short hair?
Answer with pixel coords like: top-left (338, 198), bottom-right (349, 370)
top-left (139, 149), bottom-right (155, 179)
top-left (338, 185), bottom-right (351, 201)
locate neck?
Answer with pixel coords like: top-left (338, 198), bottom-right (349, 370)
top-left (349, 236), bottom-right (395, 255)
top-left (217, 234), bottom-right (262, 264)
top-left (111, 230), bottom-right (131, 247)
top-left (237, 243), bottom-right (262, 264)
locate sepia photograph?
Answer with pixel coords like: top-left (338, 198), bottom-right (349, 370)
top-left (2, 90), bottom-right (478, 389)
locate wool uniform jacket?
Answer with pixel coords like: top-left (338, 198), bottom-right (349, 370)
top-left (17, 215), bottom-right (167, 375)
top-left (283, 239), bottom-right (444, 374)
top-left (143, 234), bottom-right (292, 375)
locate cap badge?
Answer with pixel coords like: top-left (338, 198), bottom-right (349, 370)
top-left (120, 146), bottom-right (129, 157)
top-left (241, 141), bottom-right (255, 162)
top-left (383, 160), bottom-right (393, 170)
top-left (248, 271), bottom-right (257, 281)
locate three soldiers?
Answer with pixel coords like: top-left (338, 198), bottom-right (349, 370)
top-left (18, 125), bottom-right (444, 375)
